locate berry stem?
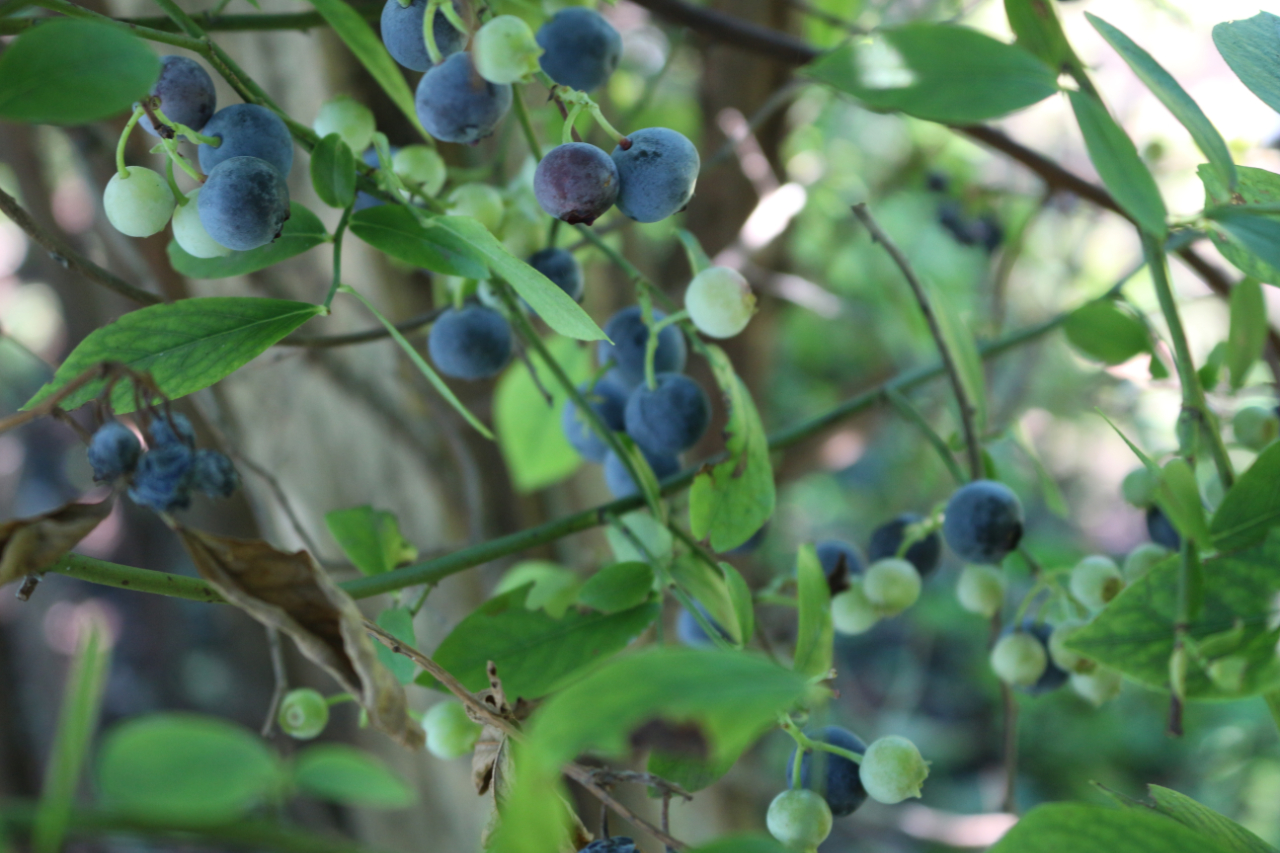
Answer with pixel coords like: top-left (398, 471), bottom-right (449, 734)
top-left (437, 0), bottom-right (466, 36)
top-left (323, 206), bottom-right (353, 309)
top-left (162, 152), bottom-right (186, 205)
top-left (511, 87), bottom-right (543, 161)
top-left (561, 104), bottom-right (583, 146)
top-left (152, 105), bottom-right (222, 146)
top-left (883, 387), bottom-right (966, 486)
top-left (115, 105), bottom-right (145, 177)
top-left (324, 692), bottom-right (356, 706)
top-left (422, 0), bottom-right (443, 65)
top-left (159, 136), bottom-right (204, 183)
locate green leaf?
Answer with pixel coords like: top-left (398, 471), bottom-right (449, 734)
top-left (495, 562), bottom-right (582, 618)
top-left (1211, 441), bottom-right (1280, 552)
top-left (1206, 207), bottom-right (1280, 275)
top-left (1227, 278), bottom-right (1266, 390)
top-left (929, 283), bottom-right (988, 431)
top-left (688, 345), bottom-right (775, 552)
top-left (33, 616), bottom-right (111, 853)
top-left (0, 20), bottom-right (159, 124)
top-left (1199, 165), bottom-right (1280, 285)
top-left (302, 0), bottom-right (424, 135)
top-left (721, 561), bottom-right (756, 647)
top-left (1147, 786), bottom-right (1276, 853)
top-left (1004, 0), bottom-right (1079, 72)
top-left (1213, 12), bottom-right (1280, 115)
top-left (375, 608), bottom-right (417, 684)
top-left (420, 586), bottom-right (660, 699)
top-left (647, 749), bottom-right (737, 795)
top-left (434, 216), bottom-right (606, 342)
top-left (792, 545), bottom-right (833, 679)
top-left (96, 713), bottom-right (281, 825)
top-left (168, 203), bottom-right (330, 279)
top-left (670, 554), bottom-right (739, 645)
top-left (577, 562), bottom-right (654, 614)
top-left (24, 297), bottom-right (323, 413)
top-left (494, 336), bottom-right (590, 493)
top-left (612, 433), bottom-right (668, 519)
top-left (988, 803), bottom-right (1236, 853)
top-left (324, 505), bottom-right (417, 576)
top-left (310, 134), bottom-right (357, 209)
top-left (1088, 14), bottom-right (1235, 190)
top-left (606, 512), bottom-right (673, 566)
top-left (291, 744), bottom-right (413, 809)
top-left (1063, 299), bottom-right (1152, 365)
top-left (1068, 89), bottom-right (1168, 237)
top-left (1157, 457), bottom-right (1211, 548)
top-left (803, 23), bottom-right (1058, 124)
top-left (349, 206), bottom-right (488, 279)
top-left (1067, 537), bottom-right (1280, 699)
top-left (676, 229), bottom-right (712, 275)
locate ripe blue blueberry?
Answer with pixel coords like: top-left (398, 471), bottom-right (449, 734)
top-left (197, 104), bottom-right (294, 177)
top-left (561, 374), bottom-right (629, 462)
top-left (1146, 506), bottom-right (1181, 550)
top-left (127, 443), bottom-right (195, 512)
top-left (602, 446), bottom-right (679, 499)
top-left (623, 373), bottom-right (710, 456)
top-left (596, 306), bottom-right (688, 388)
top-left (87, 422), bottom-right (141, 482)
top-left (148, 412), bottom-right (196, 448)
top-left (380, 0), bottom-right (466, 72)
top-left (724, 523), bottom-right (767, 555)
top-left (527, 247), bottom-right (584, 302)
top-left (415, 53), bottom-right (512, 145)
top-left (815, 539), bottom-right (864, 580)
top-left (427, 303), bottom-right (513, 380)
top-left (867, 513), bottom-right (942, 576)
top-left (611, 128), bottom-right (700, 223)
top-left (191, 449), bottom-right (239, 498)
top-left (786, 725), bottom-right (868, 817)
top-left (535, 7), bottom-right (622, 92)
top-left (198, 156), bottom-right (291, 252)
top-left (675, 604), bottom-right (729, 648)
top-left (354, 146), bottom-right (390, 212)
top-left (533, 142), bottom-right (619, 225)
top-left (579, 838), bottom-right (637, 853)
top-left (140, 55), bottom-right (216, 138)
top-left (942, 480), bottom-right (1023, 565)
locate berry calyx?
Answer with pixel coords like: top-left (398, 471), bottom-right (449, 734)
top-left (278, 688), bottom-right (329, 739)
top-left (1069, 555), bottom-right (1124, 610)
top-left (858, 735), bottom-right (928, 804)
top-left (1047, 622), bottom-right (1095, 675)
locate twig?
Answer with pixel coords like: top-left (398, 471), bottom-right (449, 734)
top-left (562, 764), bottom-right (688, 851)
top-left (1001, 682), bottom-right (1018, 813)
top-left (852, 203), bottom-right (983, 480)
top-left (261, 627), bottom-right (287, 737)
top-left (277, 308), bottom-right (444, 348)
top-left (0, 187), bottom-right (162, 307)
top-left (0, 2), bottom-right (383, 35)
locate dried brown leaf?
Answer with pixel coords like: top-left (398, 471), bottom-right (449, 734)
top-left (177, 527), bottom-right (422, 748)
top-left (0, 497), bottom-right (114, 588)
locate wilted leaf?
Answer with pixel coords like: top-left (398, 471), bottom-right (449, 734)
top-left (0, 497), bottom-right (113, 589)
top-left (176, 528), bottom-right (421, 748)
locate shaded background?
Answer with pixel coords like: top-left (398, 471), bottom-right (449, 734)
top-left (3, 0), bottom-right (1280, 850)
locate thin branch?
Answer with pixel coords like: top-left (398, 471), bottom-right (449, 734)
top-left (562, 764), bottom-right (688, 851)
top-left (1001, 682), bottom-right (1018, 813)
top-left (276, 308), bottom-right (444, 348)
top-left (0, 187), bottom-right (162, 307)
top-left (261, 627), bottom-right (287, 737)
top-left (852, 203), bottom-right (982, 480)
top-left (627, 0), bottom-right (817, 66)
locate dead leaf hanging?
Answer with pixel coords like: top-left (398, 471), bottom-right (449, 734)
top-left (177, 527), bottom-right (423, 749)
top-left (0, 496), bottom-right (114, 589)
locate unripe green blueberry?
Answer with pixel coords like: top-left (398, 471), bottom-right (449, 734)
top-left (1070, 555), bottom-right (1124, 610)
top-left (171, 189), bottom-right (232, 259)
top-left (862, 558), bottom-right (921, 616)
top-left (103, 167), bottom-right (176, 237)
top-left (956, 564), bottom-right (1004, 617)
top-left (392, 145), bottom-right (447, 197)
top-left (1121, 467), bottom-right (1158, 509)
top-left (278, 688), bottom-right (329, 739)
top-left (858, 735), bottom-right (929, 804)
top-left (313, 96), bottom-right (376, 155)
top-left (1047, 622), bottom-right (1095, 674)
top-left (448, 183), bottom-right (505, 234)
top-left (685, 266), bottom-right (756, 339)
top-left (473, 15), bottom-right (543, 84)
top-left (1233, 405), bottom-right (1279, 451)
top-left (1071, 667), bottom-right (1122, 707)
top-left (990, 632), bottom-right (1047, 686)
top-left (765, 788), bottom-right (832, 850)
top-left (1122, 543), bottom-right (1170, 583)
top-left (830, 582), bottom-right (879, 635)
top-left (422, 700), bottom-right (481, 759)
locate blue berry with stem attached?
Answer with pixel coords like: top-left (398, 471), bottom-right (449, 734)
top-left (191, 449), bottom-right (239, 498)
top-left (127, 443), bottom-right (195, 512)
top-left (942, 480), bottom-right (1023, 565)
top-left (596, 306), bottom-right (687, 388)
top-left (197, 103), bottom-right (294, 178)
top-left (427, 303), bottom-right (513, 380)
top-left (198, 156), bottom-right (291, 252)
top-left (527, 247), bottom-right (584, 302)
top-left (623, 373), bottom-right (710, 456)
top-left (536, 8), bottom-right (621, 92)
top-left (147, 412), bottom-right (196, 448)
top-left (868, 513), bottom-right (942, 576)
top-left (140, 55), bottom-right (216, 138)
top-left (611, 128), bottom-right (700, 223)
top-left (786, 725), bottom-right (868, 817)
top-left (533, 142), bottom-right (619, 225)
top-left (415, 52), bottom-right (512, 145)
top-left (87, 422), bottom-right (142, 483)
top-left (380, 0), bottom-right (466, 72)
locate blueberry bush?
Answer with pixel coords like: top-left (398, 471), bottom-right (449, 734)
top-left (2, 0), bottom-right (1280, 852)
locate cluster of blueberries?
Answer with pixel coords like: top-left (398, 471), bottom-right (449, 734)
top-left (560, 306), bottom-right (711, 499)
top-left (103, 55), bottom-right (294, 256)
top-left (925, 172), bottom-right (1004, 254)
top-left (86, 412), bottom-right (239, 512)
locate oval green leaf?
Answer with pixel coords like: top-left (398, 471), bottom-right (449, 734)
top-left (577, 562), bottom-right (655, 614)
top-left (1064, 299), bottom-right (1151, 365)
top-left (1200, 164), bottom-right (1280, 284)
top-left (310, 133), bottom-right (357, 209)
top-left (1068, 89), bottom-right (1168, 237)
top-left (1206, 207), bottom-right (1280, 274)
top-left (349, 206), bottom-right (488, 279)
top-left (96, 713), bottom-right (281, 825)
top-left (0, 20), bottom-right (159, 124)
top-left (167, 203), bottom-right (329, 279)
top-left (24, 297), bottom-right (323, 413)
top-left (291, 744), bottom-right (414, 809)
top-left (495, 336), bottom-right (590, 493)
top-left (1227, 277), bottom-right (1266, 390)
top-left (804, 23), bottom-right (1058, 124)
top-left (1213, 12), bottom-right (1280, 115)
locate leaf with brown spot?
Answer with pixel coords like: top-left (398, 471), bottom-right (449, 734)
top-left (0, 497), bottom-right (113, 588)
top-left (177, 527), bottom-right (421, 748)
top-left (628, 719), bottom-right (708, 759)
